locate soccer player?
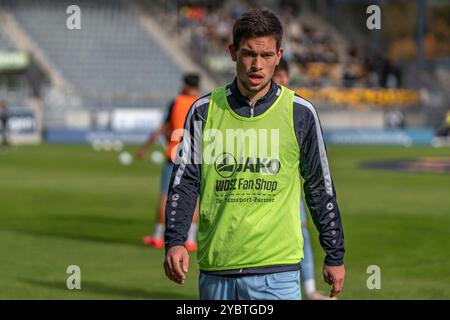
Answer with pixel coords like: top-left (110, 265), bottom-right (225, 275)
top-left (164, 9), bottom-right (345, 300)
top-left (273, 58), bottom-right (334, 300)
top-left (436, 109), bottom-right (450, 138)
top-left (137, 73), bottom-right (201, 251)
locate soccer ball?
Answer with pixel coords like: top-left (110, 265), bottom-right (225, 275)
top-left (150, 150), bottom-right (164, 164)
top-left (118, 152), bottom-right (132, 166)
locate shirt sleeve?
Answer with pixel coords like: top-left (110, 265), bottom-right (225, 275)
top-left (164, 96), bottom-right (209, 253)
top-left (163, 99), bottom-right (175, 124)
top-left (294, 96), bottom-right (345, 266)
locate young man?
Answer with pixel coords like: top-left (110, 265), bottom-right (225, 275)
top-left (164, 9), bottom-right (345, 300)
top-left (274, 58), bottom-right (334, 300)
top-left (137, 73), bottom-right (201, 251)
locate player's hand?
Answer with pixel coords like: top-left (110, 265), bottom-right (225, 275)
top-left (323, 264), bottom-right (345, 298)
top-left (135, 147), bottom-right (146, 160)
top-left (164, 245), bottom-right (189, 285)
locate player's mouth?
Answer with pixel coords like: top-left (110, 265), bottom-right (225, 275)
top-left (248, 73), bottom-right (265, 86)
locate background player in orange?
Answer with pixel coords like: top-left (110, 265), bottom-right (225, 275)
top-left (137, 73), bottom-right (201, 251)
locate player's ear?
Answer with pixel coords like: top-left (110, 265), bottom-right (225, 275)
top-left (276, 47), bottom-right (284, 65)
top-left (229, 44), bottom-right (237, 62)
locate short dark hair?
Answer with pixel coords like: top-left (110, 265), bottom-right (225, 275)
top-left (183, 73), bottom-right (200, 87)
top-left (276, 58), bottom-right (289, 73)
top-left (232, 8), bottom-right (283, 49)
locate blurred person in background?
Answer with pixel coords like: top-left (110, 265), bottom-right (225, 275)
top-left (274, 58), bottom-right (336, 300)
top-left (136, 73), bottom-right (201, 252)
top-left (435, 109), bottom-right (450, 138)
top-left (0, 100), bottom-right (10, 146)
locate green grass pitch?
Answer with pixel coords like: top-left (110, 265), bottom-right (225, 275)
top-left (0, 144), bottom-right (449, 299)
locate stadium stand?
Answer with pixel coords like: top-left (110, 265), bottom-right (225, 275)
top-left (1, 0), bottom-right (184, 109)
top-left (0, 22), bottom-right (30, 107)
top-left (147, 0), bottom-right (405, 92)
top-left (0, 25), bottom-right (15, 50)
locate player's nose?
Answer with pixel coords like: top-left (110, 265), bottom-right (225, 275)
top-left (251, 55), bottom-right (263, 70)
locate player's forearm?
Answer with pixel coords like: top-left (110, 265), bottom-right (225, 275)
top-left (304, 173), bottom-right (345, 266)
top-left (139, 133), bottom-right (158, 153)
top-left (164, 172), bottom-right (199, 253)
top-left (304, 186), bottom-right (345, 265)
top-left (145, 126), bottom-right (164, 147)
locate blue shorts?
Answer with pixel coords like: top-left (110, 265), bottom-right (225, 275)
top-left (199, 270), bottom-right (301, 300)
top-left (300, 199), bottom-right (307, 226)
top-left (160, 161), bottom-right (174, 195)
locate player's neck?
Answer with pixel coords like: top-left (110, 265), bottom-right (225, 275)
top-left (181, 88), bottom-right (198, 96)
top-left (237, 78), bottom-right (271, 105)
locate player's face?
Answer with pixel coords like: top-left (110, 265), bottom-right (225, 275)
top-left (273, 69), bottom-right (289, 86)
top-left (229, 36), bottom-right (283, 94)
